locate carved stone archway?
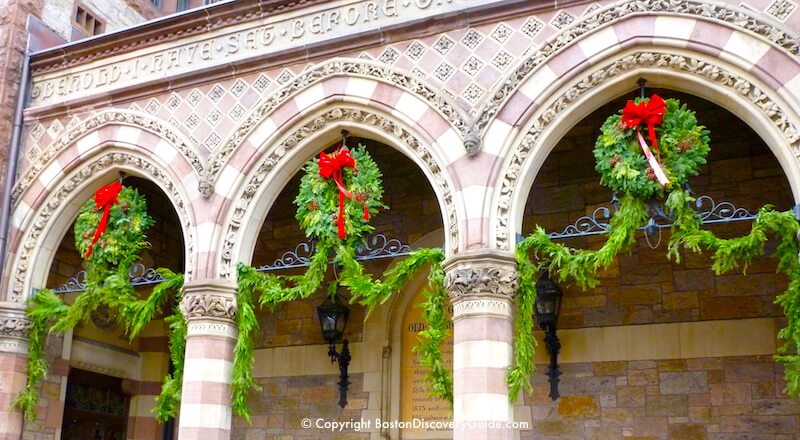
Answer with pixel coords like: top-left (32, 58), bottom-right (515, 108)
top-left (492, 50), bottom-right (800, 250)
top-left (217, 106), bottom-right (461, 279)
top-left (11, 109), bottom-right (206, 205)
top-left (5, 150), bottom-right (196, 302)
top-left (475, 0), bottom-right (800, 136)
top-left (205, 58), bottom-right (471, 189)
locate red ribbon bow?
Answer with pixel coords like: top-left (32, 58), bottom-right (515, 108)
top-left (318, 149), bottom-right (369, 239)
top-left (85, 181), bottom-right (124, 257)
top-left (621, 94), bottom-right (670, 186)
top-left (621, 94), bottom-right (666, 157)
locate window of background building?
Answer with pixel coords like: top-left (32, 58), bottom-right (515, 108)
top-left (73, 3), bottom-right (105, 36)
top-left (176, 0), bottom-right (190, 11)
top-left (151, 0), bottom-right (162, 10)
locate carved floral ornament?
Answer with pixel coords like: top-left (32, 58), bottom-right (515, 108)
top-left (180, 293), bottom-right (237, 320)
top-left (474, 0), bottom-right (800, 134)
top-left (10, 152), bottom-right (195, 302)
top-left (494, 51), bottom-right (800, 250)
top-left (205, 58), bottom-right (470, 186)
top-left (12, 110), bottom-right (208, 206)
top-left (218, 107), bottom-right (460, 278)
top-left (444, 265), bottom-right (519, 299)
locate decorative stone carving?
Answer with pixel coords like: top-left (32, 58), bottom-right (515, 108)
top-left (0, 315), bottom-right (32, 339)
top-left (206, 59), bottom-right (470, 184)
top-left (10, 152), bottom-right (195, 302)
top-left (12, 109), bottom-right (206, 206)
top-left (475, 0), bottom-right (800, 133)
top-left (452, 298), bottom-right (512, 318)
top-left (494, 51), bottom-right (800, 250)
top-left (464, 123), bottom-right (482, 156)
top-left (180, 293), bottom-right (237, 320)
top-left (218, 107), bottom-right (460, 278)
top-left (445, 266), bottom-right (518, 299)
top-left (0, 305), bottom-right (32, 354)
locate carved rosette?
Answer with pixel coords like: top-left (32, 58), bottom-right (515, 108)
top-left (180, 293), bottom-right (237, 321)
top-left (0, 304), bottom-right (33, 354)
top-left (443, 252), bottom-right (518, 300)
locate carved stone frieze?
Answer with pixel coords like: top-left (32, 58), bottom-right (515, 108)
top-left (0, 304), bottom-right (32, 353)
top-left (218, 107), bottom-right (459, 278)
top-left (206, 59), bottom-right (469, 184)
top-left (451, 298), bottom-right (512, 319)
top-left (13, 110), bottom-right (206, 206)
top-left (445, 266), bottom-right (518, 299)
top-left (10, 152), bottom-right (195, 302)
top-left (494, 51), bottom-right (800, 250)
top-left (0, 314), bottom-right (32, 339)
top-left (180, 293), bottom-right (237, 320)
top-left (475, 0), bottom-right (800, 133)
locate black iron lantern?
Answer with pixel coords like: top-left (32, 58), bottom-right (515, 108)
top-left (317, 294), bottom-right (349, 344)
top-left (535, 270), bottom-right (563, 401)
top-left (316, 292), bottom-right (351, 408)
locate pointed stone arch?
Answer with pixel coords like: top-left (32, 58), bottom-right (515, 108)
top-left (204, 58), bottom-right (471, 189)
top-left (490, 47), bottom-right (800, 251)
top-left (215, 104), bottom-right (462, 279)
top-left (4, 149), bottom-right (197, 302)
top-left (476, 0), bottom-right (800, 138)
top-left (12, 109), bottom-right (206, 206)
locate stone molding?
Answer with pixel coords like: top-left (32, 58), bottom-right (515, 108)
top-left (10, 152), bottom-right (195, 302)
top-left (451, 297), bottom-right (512, 320)
top-left (12, 109), bottom-right (207, 206)
top-left (187, 321), bottom-right (238, 339)
top-left (494, 50), bottom-right (800, 250)
top-left (219, 106), bottom-right (460, 277)
top-left (443, 251), bottom-right (518, 300)
top-left (475, 0), bottom-right (800, 134)
top-left (0, 303), bottom-right (32, 354)
top-left (207, 59), bottom-right (469, 185)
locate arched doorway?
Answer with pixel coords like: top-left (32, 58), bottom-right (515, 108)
top-left (29, 176), bottom-right (186, 440)
top-left (515, 89), bottom-right (797, 438)
top-left (232, 136), bottom-right (446, 439)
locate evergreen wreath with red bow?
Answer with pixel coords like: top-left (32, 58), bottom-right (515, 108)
top-left (593, 95), bottom-right (710, 199)
top-left (295, 145), bottom-right (386, 243)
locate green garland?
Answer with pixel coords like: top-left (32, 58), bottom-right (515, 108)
top-left (12, 186), bottom-right (185, 422)
top-left (514, 189), bottom-right (800, 399)
top-left (233, 145), bottom-right (453, 419)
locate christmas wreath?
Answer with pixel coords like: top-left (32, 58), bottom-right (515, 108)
top-left (14, 182), bottom-right (185, 422)
top-left (593, 95), bottom-right (710, 199)
top-left (295, 146), bottom-right (386, 242)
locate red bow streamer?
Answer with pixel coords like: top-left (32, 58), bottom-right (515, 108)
top-left (318, 149), bottom-right (369, 239)
top-left (85, 181), bottom-right (124, 258)
top-left (621, 94), bottom-right (670, 186)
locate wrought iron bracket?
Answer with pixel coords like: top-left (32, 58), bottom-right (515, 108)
top-left (328, 339), bottom-right (351, 408)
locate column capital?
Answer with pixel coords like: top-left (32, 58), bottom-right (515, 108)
top-left (0, 302), bottom-right (32, 354)
top-left (443, 250), bottom-right (518, 300)
top-left (180, 279), bottom-right (238, 321)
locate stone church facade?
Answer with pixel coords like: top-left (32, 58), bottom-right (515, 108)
top-left (2, 0), bottom-right (800, 439)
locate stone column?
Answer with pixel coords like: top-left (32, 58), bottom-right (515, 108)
top-left (444, 251), bottom-right (518, 440)
top-left (178, 280), bottom-right (237, 440)
top-left (0, 302), bottom-right (32, 440)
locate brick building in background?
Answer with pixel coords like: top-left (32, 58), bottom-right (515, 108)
top-left (2, 0), bottom-right (800, 439)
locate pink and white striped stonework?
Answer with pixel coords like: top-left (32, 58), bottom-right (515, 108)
top-left (0, 304), bottom-right (31, 440)
top-left (444, 252), bottom-right (518, 440)
top-left (178, 280), bottom-right (238, 440)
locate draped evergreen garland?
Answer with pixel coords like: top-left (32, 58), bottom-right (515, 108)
top-left (12, 185), bottom-right (186, 422)
top-left (234, 145), bottom-right (451, 421)
top-left (511, 95), bottom-right (800, 400)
